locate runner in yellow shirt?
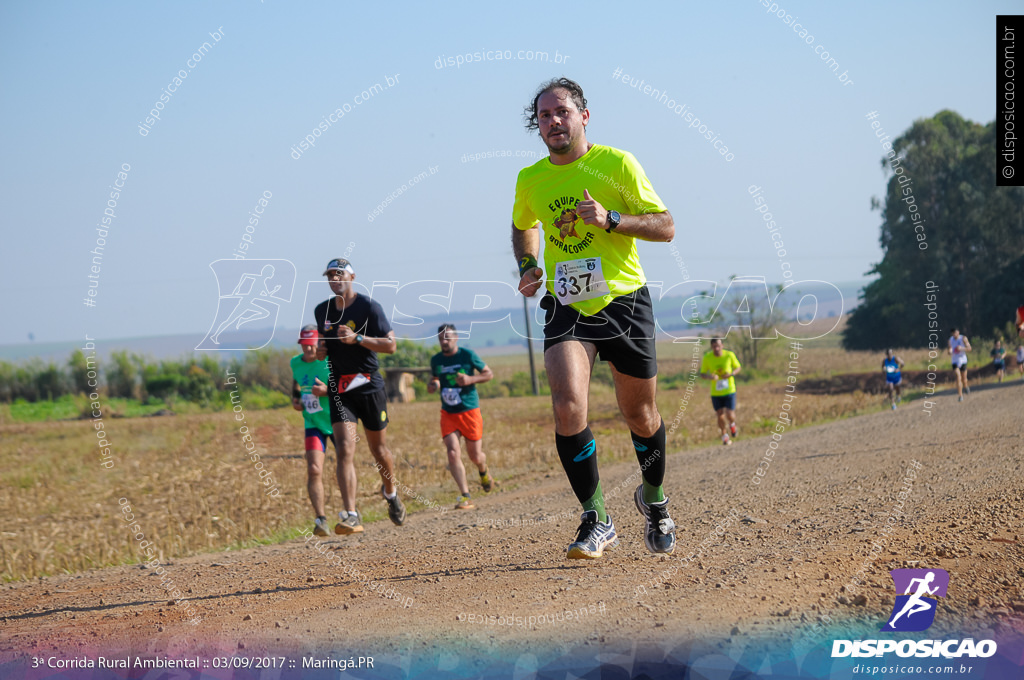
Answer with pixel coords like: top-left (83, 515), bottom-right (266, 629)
top-left (512, 77), bottom-right (677, 560)
top-left (700, 338), bottom-right (741, 445)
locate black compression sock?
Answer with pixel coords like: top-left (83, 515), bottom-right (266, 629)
top-left (555, 427), bottom-right (604, 520)
top-left (631, 419), bottom-right (666, 503)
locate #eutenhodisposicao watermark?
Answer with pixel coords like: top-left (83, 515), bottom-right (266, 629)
top-left (612, 68), bottom-right (734, 162)
top-left (84, 163), bottom-right (131, 308)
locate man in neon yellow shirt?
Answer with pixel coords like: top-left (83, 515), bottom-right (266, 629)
top-left (699, 338), bottom-right (741, 446)
top-left (512, 77), bottom-right (676, 560)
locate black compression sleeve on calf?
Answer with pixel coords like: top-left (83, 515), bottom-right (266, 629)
top-left (631, 419), bottom-right (666, 488)
top-left (555, 427), bottom-right (600, 504)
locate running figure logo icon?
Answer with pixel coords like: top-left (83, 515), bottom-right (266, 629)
top-left (196, 259), bottom-right (296, 350)
top-left (881, 568), bottom-right (949, 632)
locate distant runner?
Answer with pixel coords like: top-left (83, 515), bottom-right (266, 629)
top-left (948, 328), bottom-right (972, 402)
top-left (1017, 343), bottom-right (1024, 380)
top-left (290, 325), bottom-right (334, 537)
top-left (882, 349), bottom-right (905, 409)
top-left (314, 257), bottom-right (406, 534)
top-left (427, 324), bottom-right (496, 510)
top-left (700, 338), bottom-right (741, 445)
top-left (991, 340), bottom-right (1007, 383)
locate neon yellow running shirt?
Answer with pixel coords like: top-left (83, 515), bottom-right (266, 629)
top-left (513, 144), bottom-right (667, 316)
top-left (700, 350), bottom-right (741, 397)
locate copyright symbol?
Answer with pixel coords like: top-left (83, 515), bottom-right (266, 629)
top-left (1003, 166), bottom-right (1015, 178)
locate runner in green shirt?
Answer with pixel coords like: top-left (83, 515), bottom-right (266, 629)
top-left (427, 324), bottom-right (496, 510)
top-left (699, 338), bottom-right (742, 446)
top-left (290, 325), bottom-right (335, 536)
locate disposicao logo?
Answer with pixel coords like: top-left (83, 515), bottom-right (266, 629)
top-left (831, 567), bottom-right (997, 659)
top-left (882, 568), bottom-right (948, 632)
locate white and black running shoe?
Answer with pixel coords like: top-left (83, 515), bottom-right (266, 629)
top-left (335, 510), bottom-right (363, 535)
top-left (381, 485), bottom-right (407, 526)
top-left (566, 510), bottom-right (618, 560)
top-left (634, 485), bottom-right (676, 554)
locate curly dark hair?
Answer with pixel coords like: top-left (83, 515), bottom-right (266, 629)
top-left (523, 77), bottom-right (587, 132)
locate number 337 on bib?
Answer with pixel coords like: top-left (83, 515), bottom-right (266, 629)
top-left (554, 257), bottom-right (608, 305)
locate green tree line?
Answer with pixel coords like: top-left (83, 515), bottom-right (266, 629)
top-left (0, 340), bottom-right (444, 405)
top-left (0, 338), bottom-right (557, 407)
top-left (844, 110), bottom-right (1024, 350)
top-left (1, 350), bottom-right (245, 405)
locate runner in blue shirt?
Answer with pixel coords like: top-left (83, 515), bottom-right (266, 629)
top-left (882, 349), bottom-right (905, 410)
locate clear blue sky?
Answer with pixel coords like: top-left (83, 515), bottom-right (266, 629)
top-left (0, 0), bottom-right (1008, 346)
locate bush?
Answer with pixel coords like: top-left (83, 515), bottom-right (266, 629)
top-left (234, 348), bottom-right (293, 393)
top-left (105, 351), bottom-right (139, 399)
top-left (145, 374), bottom-right (183, 400)
top-left (476, 380), bottom-right (510, 399)
top-left (411, 378), bottom-right (431, 400)
top-left (504, 371), bottom-right (548, 397)
top-left (380, 340), bottom-right (437, 368)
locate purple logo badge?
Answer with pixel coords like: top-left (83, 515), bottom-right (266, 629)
top-left (881, 568), bottom-right (949, 632)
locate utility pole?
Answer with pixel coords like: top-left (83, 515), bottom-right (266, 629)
top-left (515, 270), bottom-right (540, 395)
top-left (524, 295), bottom-right (539, 395)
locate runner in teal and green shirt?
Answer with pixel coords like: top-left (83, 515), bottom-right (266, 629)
top-left (428, 324), bottom-right (496, 510)
top-left (290, 325), bottom-right (335, 536)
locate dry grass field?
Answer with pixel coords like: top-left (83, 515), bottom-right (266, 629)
top-left (0, 340), bottom-right (987, 582)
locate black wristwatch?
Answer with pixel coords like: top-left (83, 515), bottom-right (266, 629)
top-left (605, 210), bottom-right (621, 233)
top-left (355, 334), bottom-right (364, 345)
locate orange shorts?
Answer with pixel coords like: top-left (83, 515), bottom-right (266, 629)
top-left (440, 407), bottom-right (483, 441)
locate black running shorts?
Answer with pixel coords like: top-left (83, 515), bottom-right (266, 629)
top-left (329, 388), bottom-right (389, 431)
top-left (541, 285), bottom-right (658, 380)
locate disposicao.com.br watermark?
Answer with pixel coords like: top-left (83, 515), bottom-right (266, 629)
top-left (434, 48), bottom-right (570, 70)
top-left (457, 602), bottom-right (605, 630)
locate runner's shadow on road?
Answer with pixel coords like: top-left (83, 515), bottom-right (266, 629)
top-left (1, 580), bottom-right (393, 623)
top-left (911, 378), bottom-right (1022, 400)
top-left (386, 562), bottom-right (585, 582)
top-left (957, 379), bottom-right (1023, 395)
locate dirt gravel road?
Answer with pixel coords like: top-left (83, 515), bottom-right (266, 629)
top-left (2, 381), bottom-right (1023, 676)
